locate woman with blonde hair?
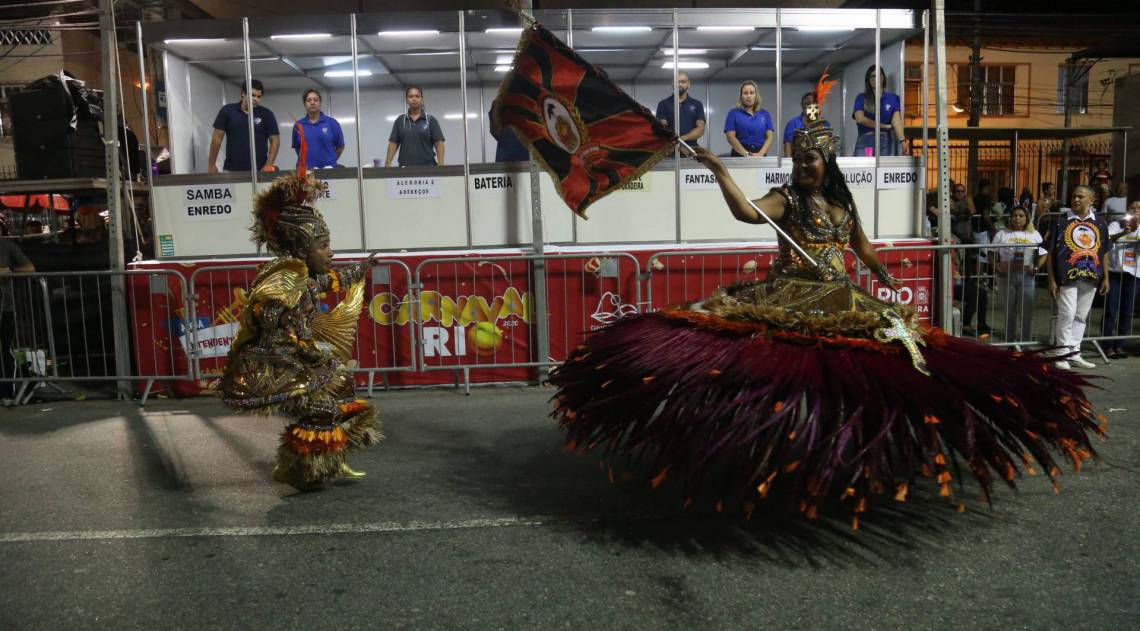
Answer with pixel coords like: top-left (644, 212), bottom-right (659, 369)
top-left (723, 80), bottom-right (774, 157)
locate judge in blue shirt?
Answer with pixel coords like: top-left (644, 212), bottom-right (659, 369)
top-left (656, 72), bottom-right (706, 147)
top-left (852, 65), bottom-right (907, 156)
top-left (723, 80), bottom-right (774, 157)
top-left (292, 89), bottom-right (344, 169)
top-left (783, 91), bottom-right (831, 156)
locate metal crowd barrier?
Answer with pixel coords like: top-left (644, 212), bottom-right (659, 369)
top-left (0, 269), bottom-right (193, 406)
top-left (186, 260), bottom-right (418, 396)
top-left (3, 242), bottom-right (1136, 407)
top-left (413, 252), bottom-right (642, 393)
top-left (645, 247), bottom-right (782, 311)
top-left (873, 241), bottom-right (1140, 360)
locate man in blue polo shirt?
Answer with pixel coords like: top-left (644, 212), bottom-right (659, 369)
top-left (656, 72), bottom-right (705, 147)
top-left (208, 79), bottom-right (279, 173)
top-left (783, 91), bottom-right (831, 156)
top-left (292, 89), bottom-right (344, 169)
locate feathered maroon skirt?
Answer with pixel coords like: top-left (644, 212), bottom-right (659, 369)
top-left (549, 278), bottom-right (1103, 522)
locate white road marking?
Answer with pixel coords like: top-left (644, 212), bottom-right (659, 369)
top-left (0, 516), bottom-right (555, 544)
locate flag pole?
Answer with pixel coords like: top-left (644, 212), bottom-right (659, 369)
top-left (676, 138), bottom-right (821, 269)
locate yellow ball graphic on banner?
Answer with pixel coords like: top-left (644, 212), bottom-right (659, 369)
top-left (468, 321), bottom-right (504, 356)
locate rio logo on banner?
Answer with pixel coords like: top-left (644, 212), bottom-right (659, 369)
top-left (369, 288), bottom-right (530, 358)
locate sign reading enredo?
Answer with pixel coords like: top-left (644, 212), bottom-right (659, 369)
top-left (616, 175), bottom-right (649, 193)
top-left (386, 177), bottom-right (441, 199)
top-left (180, 322), bottom-right (239, 359)
top-left (757, 167), bottom-right (793, 188)
top-left (878, 166), bottom-right (921, 190)
top-left (183, 184), bottom-right (237, 221)
top-left (471, 174), bottom-right (516, 193)
top-left (681, 169), bottom-right (719, 190)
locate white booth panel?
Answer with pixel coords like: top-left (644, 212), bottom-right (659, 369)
top-left (468, 171), bottom-right (533, 247)
top-left (536, 172), bottom-right (575, 244)
top-left (152, 181), bottom-right (258, 257)
top-left (680, 165), bottom-right (778, 242)
top-left (876, 189), bottom-right (917, 238)
top-left (363, 174), bottom-right (468, 250)
top-left (565, 170), bottom-right (677, 244)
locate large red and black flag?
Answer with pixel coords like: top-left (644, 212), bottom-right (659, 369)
top-left (492, 24), bottom-right (677, 218)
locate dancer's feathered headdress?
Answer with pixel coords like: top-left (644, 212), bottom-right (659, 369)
top-left (251, 120), bottom-right (329, 257)
top-left (791, 65), bottom-right (840, 160)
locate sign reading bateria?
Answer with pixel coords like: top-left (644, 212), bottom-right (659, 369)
top-left (183, 184), bottom-right (236, 221)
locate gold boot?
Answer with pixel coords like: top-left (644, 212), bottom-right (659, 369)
top-left (339, 462), bottom-right (367, 479)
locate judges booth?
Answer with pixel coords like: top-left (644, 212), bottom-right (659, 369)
top-left (128, 8), bottom-right (933, 390)
top-left (137, 8), bottom-right (927, 257)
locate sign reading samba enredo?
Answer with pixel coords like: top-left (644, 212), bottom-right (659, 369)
top-left (680, 169), bottom-right (719, 190)
top-left (180, 322), bottom-right (239, 359)
top-left (183, 184), bottom-right (237, 221)
top-left (878, 166), bottom-right (921, 190)
top-left (386, 177), bottom-right (441, 199)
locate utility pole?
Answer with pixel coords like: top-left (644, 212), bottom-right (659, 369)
top-left (966, 0), bottom-right (982, 195)
top-left (100, 0), bottom-right (130, 399)
top-left (932, 0), bottom-right (953, 330)
top-left (1060, 55), bottom-right (1075, 205)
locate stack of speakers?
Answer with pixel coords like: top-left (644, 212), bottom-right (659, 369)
top-left (11, 86), bottom-right (105, 180)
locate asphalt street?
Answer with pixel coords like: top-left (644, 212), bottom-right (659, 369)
top-left (1, 359), bottom-right (1138, 630)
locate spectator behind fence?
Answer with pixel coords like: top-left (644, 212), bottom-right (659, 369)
top-left (992, 207), bottom-right (1045, 343)
top-left (994, 186), bottom-right (1015, 230)
top-left (292, 89), bottom-right (344, 169)
top-left (208, 79), bottom-right (279, 173)
top-left (851, 65), bottom-right (906, 156)
top-left (1043, 186), bottom-right (1110, 369)
top-left (386, 86), bottom-right (445, 167)
top-left (1036, 181), bottom-right (1059, 227)
top-left (959, 179), bottom-right (995, 337)
top-left (783, 91), bottom-right (830, 158)
top-left (656, 72), bottom-right (706, 148)
top-left (1091, 159), bottom-right (1112, 189)
top-left (723, 80), bottom-right (774, 157)
top-left (1018, 186), bottom-right (1033, 211)
top-left (1104, 182), bottom-right (1128, 221)
top-left (1, 237), bottom-right (36, 402)
top-left (1102, 201), bottom-right (1140, 359)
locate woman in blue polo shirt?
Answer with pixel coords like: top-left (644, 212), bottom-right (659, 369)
top-left (292, 89), bottom-right (345, 169)
top-left (723, 80), bottom-right (774, 157)
top-left (852, 65), bottom-right (907, 157)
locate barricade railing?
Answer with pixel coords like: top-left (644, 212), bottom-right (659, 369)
top-left (413, 253), bottom-right (642, 392)
top-left (645, 247), bottom-right (782, 311)
top-left (1, 269), bottom-right (193, 406)
top-left (344, 259), bottom-right (417, 395)
top-left (5, 242), bottom-right (1134, 406)
top-left (872, 241), bottom-right (1140, 360)
top-left (186, 259), bottom-right (418, 395)
top-left (186, 264), bottom-right (261, 381)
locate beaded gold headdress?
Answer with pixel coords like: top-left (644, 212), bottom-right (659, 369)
top-left (252, 121), bottom-right (330, 257)
top-left (791, 66), bottom-right (839, 160)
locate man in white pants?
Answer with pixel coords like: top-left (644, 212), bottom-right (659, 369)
top-left (1042, 186), bottom-right (1110, 369)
